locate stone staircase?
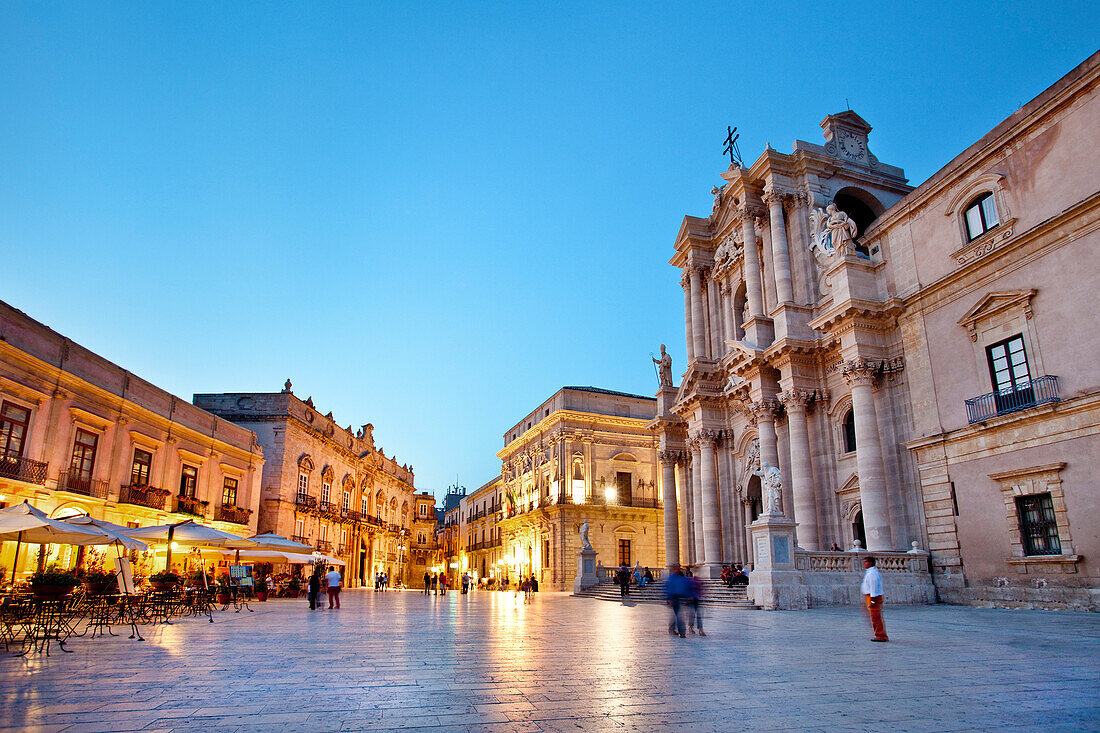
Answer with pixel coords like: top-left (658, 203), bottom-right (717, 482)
top-left (573, 578), bottom-right (759, 609)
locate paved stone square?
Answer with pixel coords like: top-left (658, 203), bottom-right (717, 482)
top-left (1, 591), bottom-right (1098, 732)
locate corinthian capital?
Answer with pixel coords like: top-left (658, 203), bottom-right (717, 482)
top-left (777, 390), bottom-right (812, 412)
top-left (689, 428), bottom-right (720, 447)
top-left (680, 272), bottom-right (690, 289)
top-left (749, 399), bottom-right (782, 421)
top-left (841, 359), bottom-right (879, 386)
top-left (761, 185), bottom-right (788, 207)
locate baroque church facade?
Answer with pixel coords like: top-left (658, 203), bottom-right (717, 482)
top-left (654, 51), bottom-right (1099, 609)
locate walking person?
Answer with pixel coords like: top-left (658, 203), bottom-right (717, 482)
top-left (307, 569), bottom-right (321, 611)
top-left (439, 574), bottom-right (448, 595)
top-left (616, 564), bottom-right (630, 599)
top-left (325, 565), bottom-right (342, 609)
top-left (423, 571), bottom-right (431, 595)
top-left (686, 573), bottom-right (705, 636)
top-left (862, 557), bottom-right (889, 642)
top-left (431, 573), bottom-right (438, 595)
top-left (664, 564), bottom-right (688, 638)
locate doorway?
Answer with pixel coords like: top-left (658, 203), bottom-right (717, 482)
top-left (853, 510), bottom-right (867, 549)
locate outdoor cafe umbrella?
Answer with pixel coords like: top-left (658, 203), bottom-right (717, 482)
top-left (61, 515), bottom-right (148, 551)
top-left (124, 520), bottom-right (257, 569)
top-left (246, 533), bottom-right (313, 552)
top-left (0, 501), bottom-right (117, 582)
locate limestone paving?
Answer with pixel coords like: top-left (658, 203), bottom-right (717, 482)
top-left (1, 591), bottom-right (1098, 732)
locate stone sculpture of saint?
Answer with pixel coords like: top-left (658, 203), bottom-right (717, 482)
top-left (580, 519), bottom-right (592, 550)
top-left (652, 344), bottom-right (673, 387)
top-left (825, 203), bottom-right (859, 255)
top-left (754, 461), bottom-right (784, 516)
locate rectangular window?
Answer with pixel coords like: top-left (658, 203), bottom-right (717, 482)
top-left (70, 429), bottom-right (99, 479)
top-left (1016, 493), bottom-right (1061, 556)
top-left (361, 497), bottom-right (369, 515)
top-left (987, 335), bottom-right (1034, 414)
top-left (615, 472), bottom-right (632, 503)
top-left (320, 525), bottom-right (327, 541)
top-left (321, 482), bottom-right (331, 504)
top-left (130, 448), bottom-right (153, 487)
top-left (0, 402), bottom-right (31, 459)
top-left (419, 503), bottom-right (427, 517)
top-left (297, 473), bottom-right (308, 496)
top-left (221, 477), bottom-right (238, 507)
top-left (179, 464), bottom-right (198, 498)
top-left (965, 192), bottom-right (1000, 241)
top-left (342, 491), bottom-right (350, 510)
top-left (543, 539), bottom-right (551, 568)
top-left (618, 539), bottom-right (631, 567)
top-left (295, 518), bottom-right (304, 537)
top-left (341, 529), bottom-right (348, 545)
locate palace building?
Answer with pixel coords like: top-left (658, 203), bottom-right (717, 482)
top-left (496, 387), bottom-right (663, 591)
top-left (0, 300), bottom-right (263, 581)
top-left (194, 388), bottom-right (417, 588)
top-left (653, 50), bottom-right (1100, 609)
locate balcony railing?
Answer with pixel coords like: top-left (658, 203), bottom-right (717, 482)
top-left (387, 522), bottom-right (403, 534)
top-left (57, 471), bottom-right (109, 499)
top-left (119, 484), bottom-right (169, 510)
top-left (337, 545), bottom-right (351, 556)
top-left (341, 509), bottom-right (361, 523)
top-left (173, 495), bottom-right (208, 517)
top-left (291, 534), bottom-right (309, 545)
top-left (295, 493), bottom-right (318, 511)
top-left (965, 375), bottom-right (1060, 424)
top-left (215, 504), bottom-right (251, 525)
top-left (319, 501), bottom-right (337, 516)
top-left (363, 514), bottom-right (384, 528)
top-left (0, 455), bottom-right (49, 485)
top-left (315, 540), bottom-right (332, 553)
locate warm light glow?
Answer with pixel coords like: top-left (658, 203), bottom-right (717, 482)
top-left (170, 541), bottom-right (179, 550)
top-left (605, 488), bottom-right (615, 501)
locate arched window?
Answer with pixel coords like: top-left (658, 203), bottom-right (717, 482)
top-left (843, 410), bottom-right (857, 453)
top-left (964, 192), bottom-right (1000, 241)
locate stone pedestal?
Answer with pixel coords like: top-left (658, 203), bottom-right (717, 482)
top-left (747, 513), bottom-right (808, 610)
top-left (573, 547), bottom-right (599, 594)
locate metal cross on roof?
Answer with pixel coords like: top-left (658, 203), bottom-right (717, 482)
top-left (723, 125), bottom-right (743, 166)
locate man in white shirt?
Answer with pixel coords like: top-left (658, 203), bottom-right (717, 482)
top-left (324, 566), bottom-right (342, 609)
top-left (861, 557), bottom-right (888, 641)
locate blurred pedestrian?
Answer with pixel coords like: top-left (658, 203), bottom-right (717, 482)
top-left (862, 557), bottom-right (889, 642)
top-left (687, 573), bottom-right (705, 636)
top-left (664, 564), bottom-right (689, 638)
top-left (423, 571), bottom-right (431, 595)
top-left (616, 564), bottom-right (631, 599)
top-left (307, 569), bottom-right (321, 611)
top-left (325, 565), bottom-right (342, 609)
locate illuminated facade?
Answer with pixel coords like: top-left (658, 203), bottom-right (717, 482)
top-left (194, 388), bottom-right (416, 588)
top-left (458, 477), bottom-right (503, 585)
top-left (496, 387), bottom-right (664, 591)
top-left (0, 300), bottom-right (263, 581)
top-left (406, 491), bottom-right (439, 587)
top-left (654, 52), bottom-right (1100, 609)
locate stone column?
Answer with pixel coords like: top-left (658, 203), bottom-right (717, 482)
top-left (778, 391), bottom-right (820, 550)
top-left (676, 458), bottom-right (693, 565)
top-left (752, 400), bottom-right (782, 472)
top-left (659, 451), bottom-right (680, 569)
top-left (706, 276), bottom-right (721, 357)
top-left (739, 209), bottom-right (764, 319)
top-left (763, 185), bottom-right (794, 305)
top-left (690, 441), bottom-right (705, 564)
top-left (843, 361), bottom-right (894, 550)
top-left (696, 430), bottom-right (722, 576)
top-left (721, 282), bottom-right (736, 343)
top-left (741, 498), bottom-right (754, 564)
top-left (689, 266), bottom-right (708, 360)
top-left (682, 273), bottom-right (694, 363)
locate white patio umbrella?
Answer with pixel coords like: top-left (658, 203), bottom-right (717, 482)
top-left (246, 533), bottom-right (313, 552)
top-left (125, 520), bottom-right (257, 569)
top-left (62, 516), bottom-right (148, 551)
top-left (0, 501), bottom-right (117, 582)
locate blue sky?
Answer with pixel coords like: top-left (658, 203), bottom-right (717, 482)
top-left (1, 2), bottom-right (1095, 497)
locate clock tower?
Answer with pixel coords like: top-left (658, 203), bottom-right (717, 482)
top-left (820, 110), bottom-right (877, 167)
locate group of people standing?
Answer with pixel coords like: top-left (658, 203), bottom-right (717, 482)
top-left (422, 572), bottom-right (448, 595)
top-left (373, 572), bottom-right (391, 591)
top-left (306, 565), bottom-right (343, 610)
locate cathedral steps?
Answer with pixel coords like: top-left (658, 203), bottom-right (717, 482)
top-left (573, 578), bottom-right (759, 609)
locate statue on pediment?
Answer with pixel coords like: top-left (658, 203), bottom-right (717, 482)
top-left (754, 461), bottom-right (784, 516)
top-left (652, 344), bottom-right (673, 387)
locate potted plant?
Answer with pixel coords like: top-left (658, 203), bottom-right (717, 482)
top-left (82, 567), bottom-right (117, 595)
top-left (215, 577), bottom-right (232, 605)
top-left (29, 567), bottom-right (80, 600)
top-left (148, 570), bottom-right (181, 591)
top-left (286, 576), bottom-right (301, 598)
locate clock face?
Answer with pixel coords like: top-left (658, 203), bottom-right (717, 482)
top-left (838, 131), bottom-right (866, 160)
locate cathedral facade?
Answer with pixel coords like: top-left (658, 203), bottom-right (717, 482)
top-left (654, 51), bottom-right (1100, 609)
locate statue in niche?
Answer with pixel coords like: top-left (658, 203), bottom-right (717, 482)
top-left (652, 344), bottom-right (673, 387)
top-left (825, 203), bottom-right (858, 254)
top-left (710, 185), bottom-right (724, 218)
top-left (754, 461), bottom-right (784, 516)
top-left (580, 519), bottom-right (592, 550)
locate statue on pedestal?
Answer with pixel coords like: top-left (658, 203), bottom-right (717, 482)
top-left (652, 344), bottom-right (673, 387)
top-left (580, 519), bottom-right (592, 550)
top-left (754, 461), bottom-right (784, 516)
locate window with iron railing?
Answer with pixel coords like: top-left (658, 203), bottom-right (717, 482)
top-left (1016, 493), bottom-right (1061, 556)
top-left (180, 464), bottom-right (198, 498)
top-left (70, 429), bottom-right (98, 480)
top-left (130, 448), bottom-right (152, 487)
top-left (222, 476), bottom-right (238, 507)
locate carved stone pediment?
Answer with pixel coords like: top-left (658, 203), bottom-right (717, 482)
top-left (957, 289), bottom-right (1037, 341)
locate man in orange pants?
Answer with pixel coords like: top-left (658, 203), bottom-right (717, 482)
top-left (861, 556), bottom-right (889, 642)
